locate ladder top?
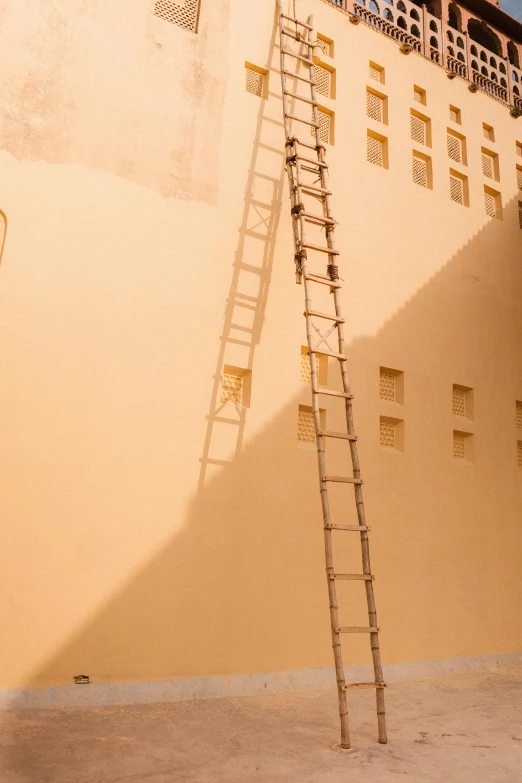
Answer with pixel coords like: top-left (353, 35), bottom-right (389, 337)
top-left (280, 13), bottom-right (313, 30)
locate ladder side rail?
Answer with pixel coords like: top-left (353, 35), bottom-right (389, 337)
top-left (305, 17), bottom-right (352, 751)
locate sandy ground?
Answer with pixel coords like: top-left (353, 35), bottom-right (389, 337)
top-left (1, 666), bottom-right (521, 782)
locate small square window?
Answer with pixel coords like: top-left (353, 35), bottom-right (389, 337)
top-left (447, 130), bottom-right (466, 165)
top-left (516, 165), bottom-right (522, 191)
top-left (367, 89), bottom-right (387, 123)
top-left (483, 123), bottom-right (495, 142)
top-left (367, 131), bottom-right (388, 168)
top-left (316, 34), bottom-right (333, 58)
top-left (452, 384), bottom-right (473, 419)
top-left (369, 61), bottom-right (385, 83)
top-left (453, 430), bottom-right (473, 462)
top-left (413, 85), bottom-right (426, 105)
top-left (484, 186), bottom-right (502, 220)
top-left (245, 63), bottom-right (267, 98)
top-left (412, 152), bottom-right (432, 189)
top-left (449, 170), bottom-right (469, 206)
top-left (449, 105), bottom-right (461, 124)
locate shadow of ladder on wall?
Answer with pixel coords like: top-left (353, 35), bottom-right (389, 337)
top-left (277, 0), bottom-right (387, 750)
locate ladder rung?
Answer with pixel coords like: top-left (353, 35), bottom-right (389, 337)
top-left (305, 310), bottom-right (344, 323)
top-left (282, 49), bottom-right (314, 65)
top-left (326, 524), bottom-right (369, 531)
top-left (297, 183), bottom-right (332, 195)
top-left (321, 476), bottom-right (363, 484)
top-left (304, 274), bottom-right (341, 288)
top-left (289, 137), bottom-right (322, 150)
top-left (328, 573), bottom-right (374, 580)
top-left (314, 387), bottom-right (353, 399)
top-left (284, 91), bottom-right (317, 106)
top-left (301, 212), bottom-right (336, 224)
top-left (301, 165), bottom-right (323, 175)
top-left (285, 114), bottom-right (319, 128)
top-left (283, 70), bottom-right (315, 86)
top-left (310, 349), bottom-right (347, 361)
top-left (290, 154), bottom-right (328, 168)
top-left (282, 29), bottom-right (307, 43)
top-left (342, 682), bottom-right (387, 691)
top-left (281, 14), bottom-right (314, 30)
top-left (301, 243), bottom-right (339, 255)
top-left (318, 431), bottom-right (357, 441)
top-left (335, 626), bottom-right (380, 633)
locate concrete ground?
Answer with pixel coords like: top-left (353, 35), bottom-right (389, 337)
top-left (1, 667), bottom-right (521, 783)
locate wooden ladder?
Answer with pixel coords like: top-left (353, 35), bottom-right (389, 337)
top-left (276, 1), bottom-right (387, 750)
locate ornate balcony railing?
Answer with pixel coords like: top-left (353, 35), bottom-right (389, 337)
top-left (323, 0), bottom-right (522, 111)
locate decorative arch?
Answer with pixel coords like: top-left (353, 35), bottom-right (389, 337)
top-left (514, 85), bottom-right (520, 95)
top-left (470, 44), bottom-right (478, 56)
top-left (490, 57), bottom-right (497, 69)
top-left (447, 31), bottom-right (454, 43)
top-left (513, 70), bottom-right (520, 83)
top-left (456, 37), bottom-right (464, 49)
top-left (448, 45), bottom-right (455, 57)
top-left (471, 59), bottom-right (479, 70)
top-left (411, 24), bottom-right (421, 38)
top-left (481, 66), bottom-right (488, 76)
top-left (507, 41), bottom-right (520, 69)
top-left (383, 8), bottom-right (393, 21)
top-left (430, 20), bottom-right (438, 33)
top-left (448, 2), bottom-right (462, 32)
top-left (480, 50), bottom-right (488, 63)
top-left (369, 0), bottom-right (380, 12)
top-left (468, 18), bottom-right (502, 57)
top-left (410, 8), bottom-right (420, 21)
top-left (430, 35), bottom-right (438, 49)
top-left (499, 62), bottom-right (506, 74)
top-left (500, 77), bottom-right (507, 88)
top-left (457, 52), bottom-right (465, 63)
top-left (491, 72), bottom-right (498, 83)
top-left (397, 15), bottom-right (407, 29)
top-left (397, 1), bottom-right (407, 12)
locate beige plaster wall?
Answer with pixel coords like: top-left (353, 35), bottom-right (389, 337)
top-left (0, 0), bottom-right (521, 690)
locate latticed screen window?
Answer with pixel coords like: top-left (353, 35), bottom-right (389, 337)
top-left (517, 167), bottom-right (522, 191)
top-left (516, 401), bottom-right (522, 429)
top-left (518, 441), bottom-right (522, 467)
top-left (316, 38), bottom-right (331, 56)
top-left (452, 387), bottom-right (466, 416)
top-left (483, 125), bottom-right (493, 141)
top-left (413, 87), bottom-right (424, 104)
top-left (313, 65), bottom-right (331, 98)
top-left (300, 351), bottom-right (312, 383)
top-left (222, 372), bottom-right (242, 405)
top-left (380, 420), bottom-right (395, 448)
top-left (447, 133), bottom-right (462, 163)
top-left (380, 371), bottom-right (396, 401)
top-left (453, 432), bottom-right (466, 459)
top-left (367, 91), bottom-right (384, 122)
top-left (411, 115), bottom-right (426, 145)
top-left (298, 407), bottom-right (316, 443)
top-left (412, 155), bottom-right (428, 188)
top-left (318, 110), bottom-right (331, 144)
top-left (311, 110), bottom-right (332, 144)
top-left (245, 67), bottom-right (264, 97)
top-left (482, 153), bottom-right (494, 179)
top-left (450, 175), bottom-right (464, 204)
top-left (367, 134), bottom-right (384, 167)
top-left (369, 64), bottom-right (382, 82)
top-left (484, 190), bottom-right (497, 218)
top-left (449, 106), bottom-right (458, 123)
top-left (153, 0), bottom-right (200, 32)
top-left (519, 202), bottom-right (522, 230)
top-left (517, 143), bottom-right (522, 158)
